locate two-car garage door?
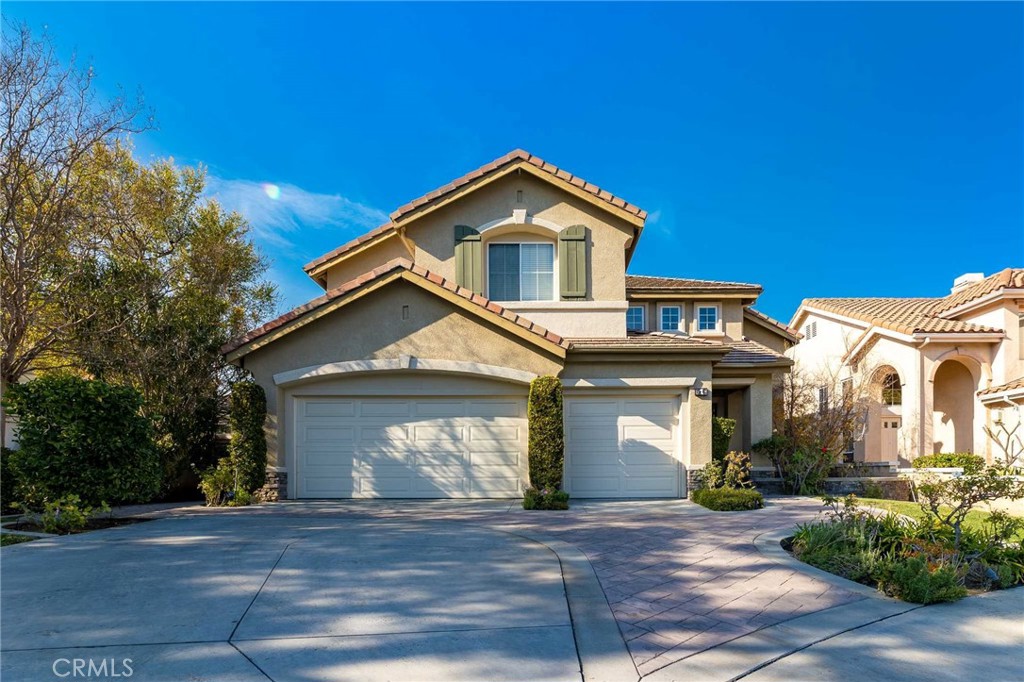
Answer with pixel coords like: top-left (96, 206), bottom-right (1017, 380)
top-left (295, 396), bottom-right (526, 498)
top-left (293, 393), bottom-right (682, 499)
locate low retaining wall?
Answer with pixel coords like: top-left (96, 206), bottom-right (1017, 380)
top-left (752, 476), bottom-right (913, 501)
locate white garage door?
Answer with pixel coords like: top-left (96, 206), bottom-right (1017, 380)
top-left (294, 397), bottom-right (526, 498)
top-left (564, 395), bottom-right (681, 498)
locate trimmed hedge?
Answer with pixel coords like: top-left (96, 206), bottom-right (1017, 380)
top-left (712, 417), bottom-right (736, 461)
top-left (3, 375), bottom-right (161, 507)
top-left (229, 381), bottom-right (268, 493)
top-left (912, 452), bottom-right (984, 474)
top-left (528, 376), bottom-right (564, 491)
top-left (692, 487), bottom-right (764, 511)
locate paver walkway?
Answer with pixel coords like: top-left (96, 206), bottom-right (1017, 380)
top-left (152, 497), bottom-right (861, 677)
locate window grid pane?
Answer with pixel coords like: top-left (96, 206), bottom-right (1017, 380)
top-left (488, 244), bottom-right (520, 301)
top-left (698, 306), bottom-right (718, 331)
top-left (627, 306), bottom-right (644, 331)
top-left (660, 306), bottom-right (681, 331)
top-left (520, 243), bottom-right (554, 301)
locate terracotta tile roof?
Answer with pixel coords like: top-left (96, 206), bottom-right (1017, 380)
top-left (566, 331), bottom-right (727, 351)
top-left (223, 258), bottom-right (569, 356)
top-left (304, 149), bottom-right (647, 275)
top-left (626, 274), bottom-right (762, 293)
top-left (744, 307), bottom-right (801, 340)
top-left (978, 377), bottom-right (1024, 397)
top-left (719, 339), bottom-right (792, 366)
top-left (933, 268), bottom-right (1024, 314)
top-left (303, 223), bottom-right (394, 274)
top-left (800, 297), bottom-right (1002, 335)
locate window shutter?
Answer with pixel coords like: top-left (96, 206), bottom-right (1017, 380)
top-left (558, 225), bottom-right (588, 299)
top-left (454, 225), bottom-right (483, 294)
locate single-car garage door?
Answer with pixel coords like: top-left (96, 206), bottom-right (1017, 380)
top-left (564, 395), bottom-right (681, 498)
top-left (294, 396), bottom-right (527, 498)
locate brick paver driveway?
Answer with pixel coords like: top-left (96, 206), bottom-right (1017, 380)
top-left (246, 497), bottom-right (861, 678)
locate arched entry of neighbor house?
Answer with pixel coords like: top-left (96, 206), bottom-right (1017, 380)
top-left (869, 366), bottom-right (902, 462)
top-left (932, 359), bottom-right (977, 454)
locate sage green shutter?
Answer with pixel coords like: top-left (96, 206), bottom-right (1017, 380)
top-left (558, 225), bottom-right (588, 299)
top-left (454, 225), bottom-right (483, 294)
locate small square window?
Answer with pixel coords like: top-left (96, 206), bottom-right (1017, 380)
top-left (626, 306), bottom-right (645, 331)
top-left (660, 306), bottom-right (681, 331)
top-left (697, 305), bottom-right (719, 331)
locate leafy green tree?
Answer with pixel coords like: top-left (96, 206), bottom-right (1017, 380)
top-left (72, 144), bottom-right (275, 493)
top-left (528, 376), bottom-right (565, 490)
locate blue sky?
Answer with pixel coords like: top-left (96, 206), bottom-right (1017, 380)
top-left (9, 2), bottom-right (1023, 323)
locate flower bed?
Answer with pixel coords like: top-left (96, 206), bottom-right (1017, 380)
top-left (789, 495), bottom-right (1023, 604)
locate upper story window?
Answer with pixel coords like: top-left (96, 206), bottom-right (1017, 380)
top-left (660, 305), bottom-right (681, 332)
top-left (626, 305), bottom-right (645, 331)
top-left (487, 243), bottom-right (554, 301)
top-left (881, 370), bottom-right (902, 406)
top-left (697, 304), bottom-right (720, 332)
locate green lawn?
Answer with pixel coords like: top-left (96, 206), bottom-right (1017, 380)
top-left (0, 533), bottom-right (35, 547)
top-left (860, 498), bottom-right (1024, 541)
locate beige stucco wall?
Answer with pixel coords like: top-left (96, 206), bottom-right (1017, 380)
top-left (241, 279), bottom-right (565, 468)
top-left (743, 320), bottom-right (791, 354)
top-left (323, 236), bottom-right (410, 290)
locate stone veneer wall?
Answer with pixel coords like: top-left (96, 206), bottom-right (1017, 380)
top-left (255, 470), bottom-right (288, 502)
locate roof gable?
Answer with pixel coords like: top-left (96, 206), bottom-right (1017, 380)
top-left (304, 149), bottom-right (647, 280)
top-left (933, 268), bottom-right (1024, 315)
top-left (224, 258), bottom-right (569, 361)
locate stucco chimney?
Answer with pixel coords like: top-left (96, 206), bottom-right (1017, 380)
top-left (951, 272), bottom-right (984, 292)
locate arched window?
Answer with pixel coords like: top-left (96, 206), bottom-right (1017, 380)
top-left (881, 371), bottom-right (902, 406)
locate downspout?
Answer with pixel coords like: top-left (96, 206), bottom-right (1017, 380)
top-left (919, 335), bottom-right (932, 459)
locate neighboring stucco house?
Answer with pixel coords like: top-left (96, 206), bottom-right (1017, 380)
top-left (222, 150), bottom-right (795, 499)
top-left (788, 269), bottom-right (1024, 466)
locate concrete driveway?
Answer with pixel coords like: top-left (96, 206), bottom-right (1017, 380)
top-left (3, 499), bottom-right (1022, 681)
top-left (0, 513), bottom-right (581, 682)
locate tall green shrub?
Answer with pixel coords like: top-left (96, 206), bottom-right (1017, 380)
top-left (3, 375), bottom-right (161, 507)
top-left (229, 381), bottom-right (267, 493)
top-left (528, 376), bottom-right (564, 490)
top-left (712, 417), bottom-right (736, 461)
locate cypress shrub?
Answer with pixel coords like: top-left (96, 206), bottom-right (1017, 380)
top-left (712, 417), bottom-right (736, 461)
top-left (229, 381), bottom-right (268, 493)
top-left (527, 375), bottom-right (564, 490)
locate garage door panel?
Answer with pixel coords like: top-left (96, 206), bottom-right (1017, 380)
top-left (359, 401), bottom-right (412, 417)
top-left (468, 425), bottom-right (521, 442)
top-left (295, 396), bottom-right (525, 499)
top-left (469, 476), bottom-right (520, 496)
top-left (412, 425), bottom-right (464, 442)
top-left (623, 477), bottom-right (677, 494)
top-left (302, 477), bottom-right (356, 496)
top-left (622, 400), bottom-right (675, 417)
top-left (568, 476), bottom-right (621, 494)
top-left (572, 451), bottom-right (620, 467)
top-left (468, 401), bottom-right (523, 418)
top-left (567, 400), bottom-right (619, 417)
top-left (568, 424), bottom-right (619, 443)
top-left (413, 401), bottom-right (466, 417)
top-left (622, 424), bottom-right (672, 441)
top-left (468, 451), bottom-right (520, 467)
top-left (303, 401), bottom-right (356, 418)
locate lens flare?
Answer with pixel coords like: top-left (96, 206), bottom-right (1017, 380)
top-left (262, 183), bottom-right (281, 200)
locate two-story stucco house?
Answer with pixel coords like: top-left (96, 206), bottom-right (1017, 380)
top-left (788, 269), bottom-right (1024, 466)
top-left (222, 150), bottom-right (796, 499)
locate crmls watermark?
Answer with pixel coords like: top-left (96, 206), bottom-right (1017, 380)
top-left (52, 658), bottom-right (134, 678)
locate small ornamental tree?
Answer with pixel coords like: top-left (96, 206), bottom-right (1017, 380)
top-left (527, 376), bottom-right (564, 490)
top-left (3, 375), bottom-right (161, 507)
top-left (229, 381), bottom-right (267, 493)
